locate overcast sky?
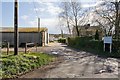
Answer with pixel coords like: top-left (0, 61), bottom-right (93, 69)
top-left (1, 0), bottom-right (108, 34)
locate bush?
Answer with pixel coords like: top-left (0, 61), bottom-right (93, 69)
top-left (112, 40), bottom-right (120, 53)
top-left (68, 37), bottom-right (103, 51)
top-left (68, 36), bottom-right (94, 48)
top-left (58, 38), bottom-right (66, 43)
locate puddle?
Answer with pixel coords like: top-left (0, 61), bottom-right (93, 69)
top-left (52, 51), bottom-right (58, 55)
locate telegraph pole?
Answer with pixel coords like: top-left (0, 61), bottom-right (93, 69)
top-left (38, 18), bottom-right (40, 46)
top-left (14, 0), bottom-right (19, 55)
top-left (38, 18), bottom-right (40, 32)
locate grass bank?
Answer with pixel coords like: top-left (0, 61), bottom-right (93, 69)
top-left (0, 52), bottom-right (56, 78)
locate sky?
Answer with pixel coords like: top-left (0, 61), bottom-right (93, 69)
top-left (1, 0), bottom-right (106, 34)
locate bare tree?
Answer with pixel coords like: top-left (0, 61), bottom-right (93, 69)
top-left (59, 1), bottom-right (82, 36)
top-left (70, 2), bottom-right (81, 36)
top-left (95, 0), bottom-right (120, 39)
top-left (59, 2), bottom-right (72, 36)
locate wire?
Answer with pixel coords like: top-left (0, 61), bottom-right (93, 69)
top-left (32, 0), bottom-right (39, 18)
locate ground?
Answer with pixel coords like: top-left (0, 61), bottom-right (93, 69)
top-left (1, 42), bottom-right (119, 78)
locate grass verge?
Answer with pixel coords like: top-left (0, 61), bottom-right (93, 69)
top-left (0, 52), bottom-right (56, 78)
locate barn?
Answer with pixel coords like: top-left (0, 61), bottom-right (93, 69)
top-left (0, 27), bottom-right (49, 47)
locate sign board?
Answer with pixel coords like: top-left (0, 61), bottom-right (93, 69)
top-left (103, 36), bottom-right (112, 53)
top-left (104, 36), bottom-right (112, 44)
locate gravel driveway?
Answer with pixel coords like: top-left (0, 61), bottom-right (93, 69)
top-left (10, 42), bottom-right (119, 78)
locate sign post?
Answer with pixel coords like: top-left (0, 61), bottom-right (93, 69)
top-left (110, 43), bottom-right (112, 53)
top-left (103, 36), bottom-right (112, 53)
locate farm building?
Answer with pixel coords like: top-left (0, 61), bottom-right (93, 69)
top-left (0, 27), bottom-right (49, 47)
top-left (72, 24), bottom-right (103, 39)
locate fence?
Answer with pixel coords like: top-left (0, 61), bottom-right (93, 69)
top-left (1, 42), bottom-right (38, 54)
top-left (25, 43), bottom-right (37, 53)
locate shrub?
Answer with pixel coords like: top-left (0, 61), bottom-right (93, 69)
top-left (112, 40), bottom-right (120, 53)
top-left (58, 38), bottom-right (66, 43)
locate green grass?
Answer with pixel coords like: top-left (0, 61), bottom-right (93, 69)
top-left (0, 52), bottom-right (56, 78)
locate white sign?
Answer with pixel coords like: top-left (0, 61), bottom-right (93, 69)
top-left (104, 36), bottom-right (112, 44)
top-left (103, 36), bottom-right (112, 53)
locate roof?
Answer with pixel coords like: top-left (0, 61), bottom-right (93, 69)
top-left (73, 25), bottom-right (102, 30)
top-left (0, 27), bottom-right (48, 32)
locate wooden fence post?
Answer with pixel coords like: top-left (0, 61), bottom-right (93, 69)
top-left (7, 42), bottom-right (9, 55)
top-left (36, 43), bottom-right (37, 52)
top-left (25, 43), bottom-right (27, 53)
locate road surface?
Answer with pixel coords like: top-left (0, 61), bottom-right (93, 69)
top-left (19, 42), bottom-right (119, 78)
top-left (2, 42), bottom-right (119, 78)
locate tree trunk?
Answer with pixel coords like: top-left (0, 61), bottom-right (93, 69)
top-left (76, 26), bottom-right (79, 36)
top-left (75, 18), bottom-right (79, 36)
top-left (115, 1), bottom-right (120, 40)
top-left (67, 21), bottom-right (71, 36)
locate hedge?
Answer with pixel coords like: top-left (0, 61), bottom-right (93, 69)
top-left (58, 38), bottom-right (66, 43)
top-left (67, 36), bottom-right (120, 58)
